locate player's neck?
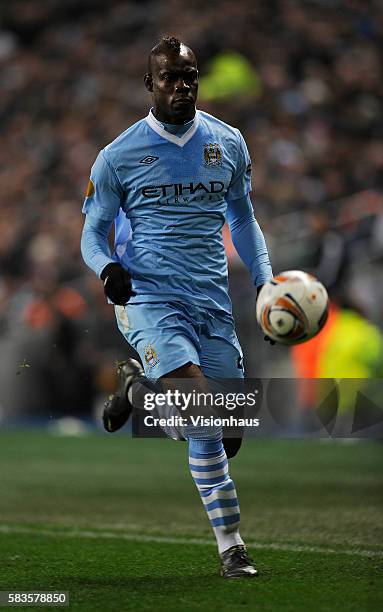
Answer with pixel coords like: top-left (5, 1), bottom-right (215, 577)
top-left (151, 107), bottom-right (196, 126)
top-left (149, 109), bottom-right (195, 137)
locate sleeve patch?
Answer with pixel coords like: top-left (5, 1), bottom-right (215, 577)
top-left (85, 179), bottom-right (95, 198)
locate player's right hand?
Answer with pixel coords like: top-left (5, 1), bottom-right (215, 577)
top-left (100, 262), bottom-right (135, 305)
top-left (256, 284), bottom-right (276, 345)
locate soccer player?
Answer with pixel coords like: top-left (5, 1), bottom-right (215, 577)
top-left (81, 36), bottom-right (272, 578)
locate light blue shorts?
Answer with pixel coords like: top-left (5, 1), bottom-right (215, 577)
top-left (114, 301), bottom-right (244, 379)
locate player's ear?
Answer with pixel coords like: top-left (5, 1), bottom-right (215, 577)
top-left (144, 73), bottom-right (153, 92)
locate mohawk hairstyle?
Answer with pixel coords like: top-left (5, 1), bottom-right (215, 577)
top-left (148, 36), bottom-right (182, 71)
top-left (157, 36), bottom-right (181, 53)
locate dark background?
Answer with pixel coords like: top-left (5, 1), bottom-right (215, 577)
top-left (0, 0), bottom-right (382, 423)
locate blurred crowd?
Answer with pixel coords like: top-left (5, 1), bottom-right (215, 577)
top-left (0, 0), bottom-right (382, 421)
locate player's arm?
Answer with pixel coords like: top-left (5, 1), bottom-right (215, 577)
top-left (81, 216), bottom-right (114, 277)
top-left (226, 193), bottom-right (272, 290)
top-left (226, 130), bottom-right (273, 288)
top-left (226, 195), bottom-right (275, 345)
top-left (226, 130), bottom-right (274, 343)
top-left (81, 150), bottom-right (134, 305)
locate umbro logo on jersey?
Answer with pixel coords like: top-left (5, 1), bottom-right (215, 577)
top-left (140, 156), bottom-right (159, 165)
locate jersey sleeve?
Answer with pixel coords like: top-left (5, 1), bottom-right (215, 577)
top-left (82, 149), bottom-right (124, 221)
top-left (80, 216), bottom-right (115, 278)
top-left (226, 193), bottom-right (273, 287)
top-left (226, 130), bottom-right (252, 201)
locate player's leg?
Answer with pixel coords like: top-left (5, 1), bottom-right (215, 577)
top-left (103, 302), bottom-right (201, 434)
top-left (103, 358), bottom-right (144, 433)
top-left (106, 303), bottom-right (257, 576)
top-left (163, 362), bottom-right (257, 577)
top-left (199, 311), bottom-right (245, 459)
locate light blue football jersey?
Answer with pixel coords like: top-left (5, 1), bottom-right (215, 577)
top-left (82, 110), bottom-right (252, 313)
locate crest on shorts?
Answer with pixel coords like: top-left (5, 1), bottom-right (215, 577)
top-left (144, 344), bottom-right (159, 369)
top-left (204, 143), bottom-right (222, 166)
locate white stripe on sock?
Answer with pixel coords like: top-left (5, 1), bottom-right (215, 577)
top-left (189, 452), bottom-right (226, 466)
top-left (207, 505), bottom-right (240, 520)
top-left (190, 466), bottom-right (228, 480)
top-left (200, 485), bottom-right (236, 504)
top-left (213, 527), bottom-right (244, 554)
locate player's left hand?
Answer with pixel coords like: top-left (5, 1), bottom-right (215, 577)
top-left (100, 262), bottom-right (136, 305)
top-left (256, 284), bottom-right (276, 345)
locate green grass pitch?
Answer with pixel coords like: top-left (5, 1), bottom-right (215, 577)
top-left (0, 432), bottom-right (382, 611)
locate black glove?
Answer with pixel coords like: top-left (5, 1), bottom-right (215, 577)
top-left (100, 263), bottom-right (135, 305)
top-left (256, 284), bottom-right (276, 345)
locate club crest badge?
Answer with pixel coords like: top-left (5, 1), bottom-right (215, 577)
top-left (203, 143), bottom-right (222, 166)
top-left (144, 344), bottom-right (159, 369)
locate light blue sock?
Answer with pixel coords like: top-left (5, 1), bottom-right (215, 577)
top-left (188, 435), bottom-right (244, 553)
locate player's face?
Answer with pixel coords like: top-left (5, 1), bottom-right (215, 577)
top-left (144, 47), bottom-right (199, 124)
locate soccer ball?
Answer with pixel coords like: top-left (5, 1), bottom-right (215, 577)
top-left (256, 270), bottom-right (329, 345)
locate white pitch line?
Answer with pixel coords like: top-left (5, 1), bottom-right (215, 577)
top-left (0, 525), bottom-right (382, 559)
